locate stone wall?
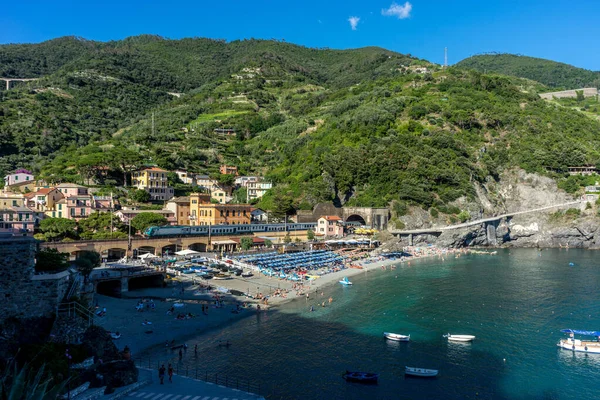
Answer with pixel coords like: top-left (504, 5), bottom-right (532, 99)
top-left (0, 237), bottom-right (70, 323)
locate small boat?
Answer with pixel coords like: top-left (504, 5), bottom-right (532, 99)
top-left (384, 332), bottom-right (410, 342)
top-left (342, 370), bottom-right (379, 384)
top-left (558, 329), bottom-right (600, 354)
top-left (405, 366), bottom-right (438, 377)
top-left (339, 277), bottom-right (353, 286)
top-left (213, 273), bottom-right (232, 280)
top-left (444, 334), bottom-right (476, 342)
top-left (241, 271), bottom-right (254, 278)
top-left (109, 332), bottom-right (121, 339)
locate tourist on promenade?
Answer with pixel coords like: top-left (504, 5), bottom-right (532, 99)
top-left (159, 364), bottom-right (165, 384)
top-left (179, 348), bottom-right (183, 359)
top-left (168, 363), bottom-right (174, 383)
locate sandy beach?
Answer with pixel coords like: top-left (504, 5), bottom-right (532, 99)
top-left (95, 246), bottom-right (467, 357)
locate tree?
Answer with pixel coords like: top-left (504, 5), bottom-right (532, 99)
top-left (264, 239), bottom-right (273, 247)
top-left (107, 147), bottom-right (143, 187)
top-left (576, 90), bottom-right (585, 102)
top-left (232, 187), bottom-right (248, 203)
top-left (131, 212), bottom-right (168, 233)
top-left (35, 248), bottom-right (70, 273)
top-left (240, 237), bottom-right (253, 251)
top-left (78, 212), bottom-right (125, 239)
top-left (270, 192), bottom-right (295, 222)
top-left (129, 188), bottom-right (151, 203)
top-left (283, 233), bottom-right (292, 244)
top-left (306, 229), bottom-right (315, 241)
top-left (39, 218), bottom-right (78, 241)
top-left (74, 250), bottom-right (101, 282)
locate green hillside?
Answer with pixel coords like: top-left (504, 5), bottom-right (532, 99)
top-left (456, 54), bottom-right (600, 90)
top-left (2, 36), bottom-right (600, 216)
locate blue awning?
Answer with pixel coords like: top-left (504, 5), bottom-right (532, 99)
top-left (561, 329), bottom-right (600, 336)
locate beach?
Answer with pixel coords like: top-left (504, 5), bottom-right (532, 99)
top-left (95, 245), bottom-right (466, 356)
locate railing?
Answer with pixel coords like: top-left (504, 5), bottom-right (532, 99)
top-left (65, 274), bottom-right (82, 301)
top-left (57, 301), bottom-right (96, 327)
top-left (132, 356), bottom-right (261, 395)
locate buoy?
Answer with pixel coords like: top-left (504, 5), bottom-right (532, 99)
top-left (503, 358), bottom-right (506, 362)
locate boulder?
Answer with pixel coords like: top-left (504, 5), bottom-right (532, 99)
top-left (80, 360), bottom-right (138, 390)
top-left (80, 326), bottom-right (120, 362)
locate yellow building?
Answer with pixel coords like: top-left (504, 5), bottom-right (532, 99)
top-left (132, 167), bottom-right (174, 201)
top-left (189, 193), bottom-right (251, 225)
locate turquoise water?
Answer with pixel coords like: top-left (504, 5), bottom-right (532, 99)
top-left (146, 249), bottom-right (600, 399)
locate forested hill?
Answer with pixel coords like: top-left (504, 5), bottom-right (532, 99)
top-left (2, 36), bottom-right (600, 218)
top-left (456, 54), bottom-right (600, 90)
top-left (0, 35), bottom-right (415, 90)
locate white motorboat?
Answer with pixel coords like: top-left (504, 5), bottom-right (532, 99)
top-left (241, 271), bottom-right (254, 277)
top-left (558, 329), bottom-right (600, 354)
top-left (444, 334), bottom-right (475, 342)
top-left (339, 277), bottom-right (352, 285)
top-left (405, 366), bottom-right (438, 377)
top-left (384, 332), bottom-right (410, 342)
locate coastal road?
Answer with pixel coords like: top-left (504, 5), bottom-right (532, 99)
top-left (391, 200), bottom-right (584, 235)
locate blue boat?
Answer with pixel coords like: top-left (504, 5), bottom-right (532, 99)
top-left (339, 277), bottom-right (353, 285)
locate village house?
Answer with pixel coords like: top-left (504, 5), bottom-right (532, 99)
top-left (0, 192), bottom-right (26, 209)
top-left (189, 193), bottom-right (251, 225)
top-left (166, 196), bottom-right (195, 225)
top-left (0, 206), bottom-right (43, 235)
top-left (26, 187), bottom-right (63, 213)
top-left (114, 209), bottom-right (177, 225)
top-left (219, 164), bottom-right (238, 176)
top-left (251, 208), bottom-right (268, 223)
top-left (247, 180), bottom-right (272, 201)
top-left (3, 169), bottom-right (34, 187)
top-left (211, 186), bottom-right (233, 204)
top-left (132, 167), bottom-right (175, 201)
top-left (175, 169), bottom-right (195, 185)
top-left (317, 215), bottom-right (344, 238)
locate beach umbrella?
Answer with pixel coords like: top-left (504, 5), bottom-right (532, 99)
top-left (175, 249), bottom-right (201, 256)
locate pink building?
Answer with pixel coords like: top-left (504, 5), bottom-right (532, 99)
top-left (317, 215), bottom-right (344, 238)
top-left (3, 169), bottom-right (34, 187)
top-left (55, 183), bottom-right (89, 197)
top-left (0, 206), bottom-right (43, 235)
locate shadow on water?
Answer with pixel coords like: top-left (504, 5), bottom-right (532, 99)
top-left (141, 307), bottom-right (510, 400)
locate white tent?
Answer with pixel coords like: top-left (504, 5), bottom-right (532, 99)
top-left (175, 249), bottom-right (201, 256)
top-left (139, 253), bottom-right (159, 259)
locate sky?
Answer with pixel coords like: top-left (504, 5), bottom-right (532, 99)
top-left (1, 0), bottom-right (600, 70)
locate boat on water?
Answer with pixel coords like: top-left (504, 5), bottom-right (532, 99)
top-left (339, 277), bottom-right (353, 285)
top-left (384, 332), bottom-right (410, 342)
top-left (444, 334), bottom-right (476, 342)
top-left (342, 370), bottom-right (378, 384)
top-left (405, 366), bottom-right (438, 377)
top-left (558, 329), bottom-right (600, 354)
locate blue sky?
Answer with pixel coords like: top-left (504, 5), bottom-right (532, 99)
top-left (1, 0), bottom-right (599, 70)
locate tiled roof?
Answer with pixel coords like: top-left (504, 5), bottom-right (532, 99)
top-left (142, 167), bottom-right (168, 172)
top-left (35, 188), bottom-right (54, 195)
top-left (56, 183), bottom-right (87, 188)
top-left (319, 215), bottom-right (342, 221)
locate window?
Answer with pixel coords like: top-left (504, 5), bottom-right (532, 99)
top-left (58, 204), bottom-right (62, 210)
top-left (81, 208), bottom-right (85, 216)
top-left (15, 176), bottom-right (18, 181)
top-left (26, 176), bottom-right (29, 181)
top-left (52, 211), bottom-right (56, 218)
top-left (180, 212), bottom-right (183, 217)
top-left (58, 212), bottom-right (62, 218)
top-left (12, 200), bottom-right (17, 206)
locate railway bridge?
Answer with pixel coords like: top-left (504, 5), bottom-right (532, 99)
top-left (40, 230), bottom-right (310, 260)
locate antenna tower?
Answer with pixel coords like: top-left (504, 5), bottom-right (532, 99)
top-left (444, 47), bottom-right (448, 68)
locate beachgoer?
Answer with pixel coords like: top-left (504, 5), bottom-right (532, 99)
top-left (179, 349), bottom-right (183, 359)
top-left (168, 364), bottom-right (173, 383)
top-left (159, 364), bottom-right (166, 384)
top-left (310, 305), bottom-right (314, 312)
top-left (328, 297), bottom-right (333, 304)
top-left (194, 344), bottom-right (198, 355)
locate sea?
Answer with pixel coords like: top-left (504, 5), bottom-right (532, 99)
top-left (143, 249), bottom-right (600, 399)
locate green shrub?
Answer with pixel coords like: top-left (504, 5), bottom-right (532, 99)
top-left (430, 208), bottom-right (439, 218)
top-left (457, 210), bottom-right (471, 223)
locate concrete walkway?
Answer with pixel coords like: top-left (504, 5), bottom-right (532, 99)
top-left (123, 368), bottom-right (264, 400)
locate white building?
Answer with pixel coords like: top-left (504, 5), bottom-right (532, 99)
top-left (4, 169), bottom-right (34, 187)
top-left (247, 181), bottom-right (272, 201)
top-left (175, 169), bottom-right (195, 185)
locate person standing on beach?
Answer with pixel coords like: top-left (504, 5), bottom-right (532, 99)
top-left (159, 364), bottom-right (166, 384)
top-left (168, 363), bottom-right (174, 383)
top-left (178, 348), bottom-right (183, 359)
top-left (194, 344), bottom-right (198, 356)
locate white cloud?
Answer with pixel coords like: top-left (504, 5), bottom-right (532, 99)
top-left (382, 2), bottom-right (412, 19)
top-left (348, 16), bottom-right (360, 30)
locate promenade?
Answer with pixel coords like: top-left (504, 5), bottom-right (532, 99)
top-left (117, 368), bottom-right (264, 400)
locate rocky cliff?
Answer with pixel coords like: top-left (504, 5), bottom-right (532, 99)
top-left (387, 169), bottom-right (599, 249)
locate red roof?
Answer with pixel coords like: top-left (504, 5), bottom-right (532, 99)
top-left (35, 188), bottom-right (54, 195)
top-left (319, 215), bottom-right (342, 221)
top-left (143, 167), bottom-right (168, 172)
